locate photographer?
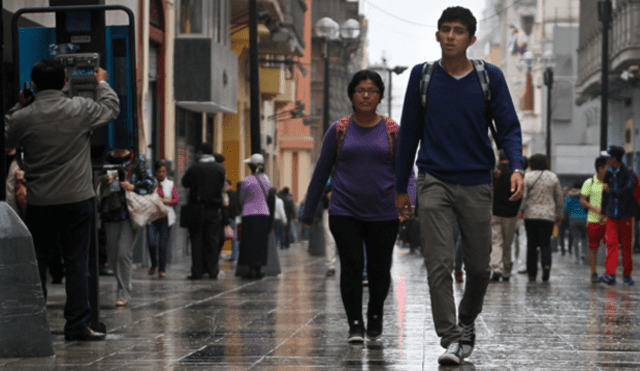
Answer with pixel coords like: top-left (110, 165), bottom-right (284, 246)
top-left (5, 59), bottom-right (120, 341)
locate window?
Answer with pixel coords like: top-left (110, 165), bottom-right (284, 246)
top-left (179, 0), bottom-right (204, 35)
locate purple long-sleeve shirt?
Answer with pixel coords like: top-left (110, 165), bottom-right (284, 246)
top-left (301, 117), bottom-right (412, 225)
top-left (240, 173), bottom-right (270, 216)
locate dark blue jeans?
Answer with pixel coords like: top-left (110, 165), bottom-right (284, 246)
top-left (147, 217), bottom-right (170, 272)
top-left (26, 198), bottom-right (93, 336)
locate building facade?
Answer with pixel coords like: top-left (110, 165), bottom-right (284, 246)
top-left (577, 0), bottom-right (640, 173)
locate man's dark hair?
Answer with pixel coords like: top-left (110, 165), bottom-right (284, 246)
top-left (31, 59), bottom-right (66, 91)
top-left (198, 142), bottom-right (213, 155)
top-left (528, 154), bottom-right (548, 171)
top-left (281, 187), bottom-right (290, 195)
top-left (522, 156), bottom-right (529, 170)
top-left (595, 156), bottom-right (607, 170)
top-left (438, 6), bottom-right (477, 37)
top-left (606, 145), bottom-right (625, 162)
top-left (213, 153), bottom-right (225, 163)
top-left (348, 69), bottom-right (385, 101)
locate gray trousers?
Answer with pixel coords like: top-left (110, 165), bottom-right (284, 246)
top-left (104, 220), bottom-right (138, 301)
top-left (417, 173), bottom-right (492, 348)
top-left (490, 215), bottom-right (518, 277)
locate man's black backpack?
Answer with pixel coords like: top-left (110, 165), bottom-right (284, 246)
top-left (419, 59), bottom-right (500, 149)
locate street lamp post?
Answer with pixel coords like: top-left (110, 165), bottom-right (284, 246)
top-left (385, 66), bottom-right (407, 118)
top-left (543, 67), bottom-right (554, 162)
top-left (542, 48), bottom-right (555, 165)
top-left (598, 0), bottom-right (612, 151)
top-left (315, 17), bottom-right (360, 134)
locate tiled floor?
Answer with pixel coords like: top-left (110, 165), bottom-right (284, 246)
top-left (2, 240), bottom-right (639, 370)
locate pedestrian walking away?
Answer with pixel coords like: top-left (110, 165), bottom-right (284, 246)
top-left (599, 146), bottom-right (637, 286)
top-left (238, 153), bottom-right (274, 279)
top-left (181, 142), bottom-right (228, 280)
top-left (521, 154), bottom-right (564, 283)
top-left (302, 69), bottom-right (411, 345)
top-left (5, 59), bottom-right (120, 341)
top-left (395, 6), bottom-right (524, 366)
top-left (565, 181), bottom-right (588, 264)
top-left (490, 150), bottom-right (523, 282)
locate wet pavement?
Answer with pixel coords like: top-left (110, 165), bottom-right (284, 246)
top-left (2, 240), bottom-right (640, 370)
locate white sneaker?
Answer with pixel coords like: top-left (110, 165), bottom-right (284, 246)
top-left (459, 322), bottom-right (475, 358)
top-left (438, 342), bottom-right (463, 365)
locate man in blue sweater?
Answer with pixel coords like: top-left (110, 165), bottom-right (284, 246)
top-left (395, 7), bottom-right (524, 365)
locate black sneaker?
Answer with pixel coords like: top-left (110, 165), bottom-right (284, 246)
top-left (542, 266), bottom-right (550, 282)
top-left (459, 322), bottom-right (475, 358)
top-left (438, 342), bottom-right (463, 365)
top-left (490, 271), bottom-right (502, 281)
top-left (366, 313), bottom-right (383, 340)
top-left (347, 321), bottom-right (365, 344)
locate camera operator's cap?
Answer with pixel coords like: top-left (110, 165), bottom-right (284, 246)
top-left (600, 145), bottom-right (625, 161)
top-left (243, 153), bottom-right (264, 166)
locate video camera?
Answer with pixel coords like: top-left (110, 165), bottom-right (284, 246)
top-left (55, 52), bottom-right (100, 99)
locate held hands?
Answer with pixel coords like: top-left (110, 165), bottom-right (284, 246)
top-left (509, 172), bottom-right (524, 201)
top-left (395, 193), bottom-right (413, 222)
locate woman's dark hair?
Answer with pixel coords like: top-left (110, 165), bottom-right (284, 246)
top-left (31, 59), bottom-right (66, 91)
top-left (347, 69), bottom-right (385, 101)
top-left (528, 154), bottom-right (548, 171)
top-left (438, 6), bottom-right (477, 37)
top-left (522, 156), bottom-right (529, 170)
top-left (155, 160), bottom-right (169, 172)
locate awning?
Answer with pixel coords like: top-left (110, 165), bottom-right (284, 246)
top-left (176, 101), bottom-right (237, 114)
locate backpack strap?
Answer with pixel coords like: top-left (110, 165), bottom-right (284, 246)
top-left (471, 59), bottom-right (501, 149)
top-left (334, 115), bottom-right (352, 165)
top-left (333, 114), bottom-right (398, 172)
top-left (420, 59), bottom-right (501, 149)
top-left (420, 62), bottom-right (435, 110)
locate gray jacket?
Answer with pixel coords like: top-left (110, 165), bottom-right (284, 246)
top-left (5, 82), bottom-right (120, 206)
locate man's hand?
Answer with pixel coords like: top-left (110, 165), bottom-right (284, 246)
top-left (94, 68), bottom-right (109, 83)
top-left (603, 183), bottom-right (610, 192)
top-left (396, 193), bottom-right (413, 220)
top-left (19, 88), bottom-right (34, 105)
top-left (509, 172), bottom-right (524, 201)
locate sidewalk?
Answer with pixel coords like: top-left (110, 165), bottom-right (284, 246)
top-left (1, 241), bottom-right (639, 370)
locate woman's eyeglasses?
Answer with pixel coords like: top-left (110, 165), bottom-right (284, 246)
top-left (354, 88), bottom-right (380, 95)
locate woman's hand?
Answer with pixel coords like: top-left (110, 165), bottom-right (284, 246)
top-left (120, 181), bottom-right (134, 191)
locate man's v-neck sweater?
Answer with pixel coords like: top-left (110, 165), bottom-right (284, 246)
top-left (397, 61), bottom-right (523, 192)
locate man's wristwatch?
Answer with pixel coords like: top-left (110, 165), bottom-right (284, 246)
top-left (514, 169), bottom-right (525, 176)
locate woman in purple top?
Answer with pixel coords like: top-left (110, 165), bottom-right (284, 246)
top-left (301, 70), bottom-right (403, 344)
top-left (238, 154), bottom-right (271, 279)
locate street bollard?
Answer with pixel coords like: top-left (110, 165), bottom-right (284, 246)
top-left (0, 203), bottom-right (54, 357)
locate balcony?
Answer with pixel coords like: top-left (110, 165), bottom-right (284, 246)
top-left (232, 0), bottom-right (307, 57)
top-left (174, 39), bottom-right (238, 114)
top-left (260, 66), bottom-right (285, 99)
top-left (577, 0), bottom-right (640, 99)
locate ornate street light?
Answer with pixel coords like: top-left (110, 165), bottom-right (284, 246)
top-left (315, 17), bottom-right (361, 134)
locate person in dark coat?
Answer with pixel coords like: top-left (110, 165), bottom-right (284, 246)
top-left (181, 142), bottom-right (227, 280)
top-left (280, 187), bottom-right (296, 248)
